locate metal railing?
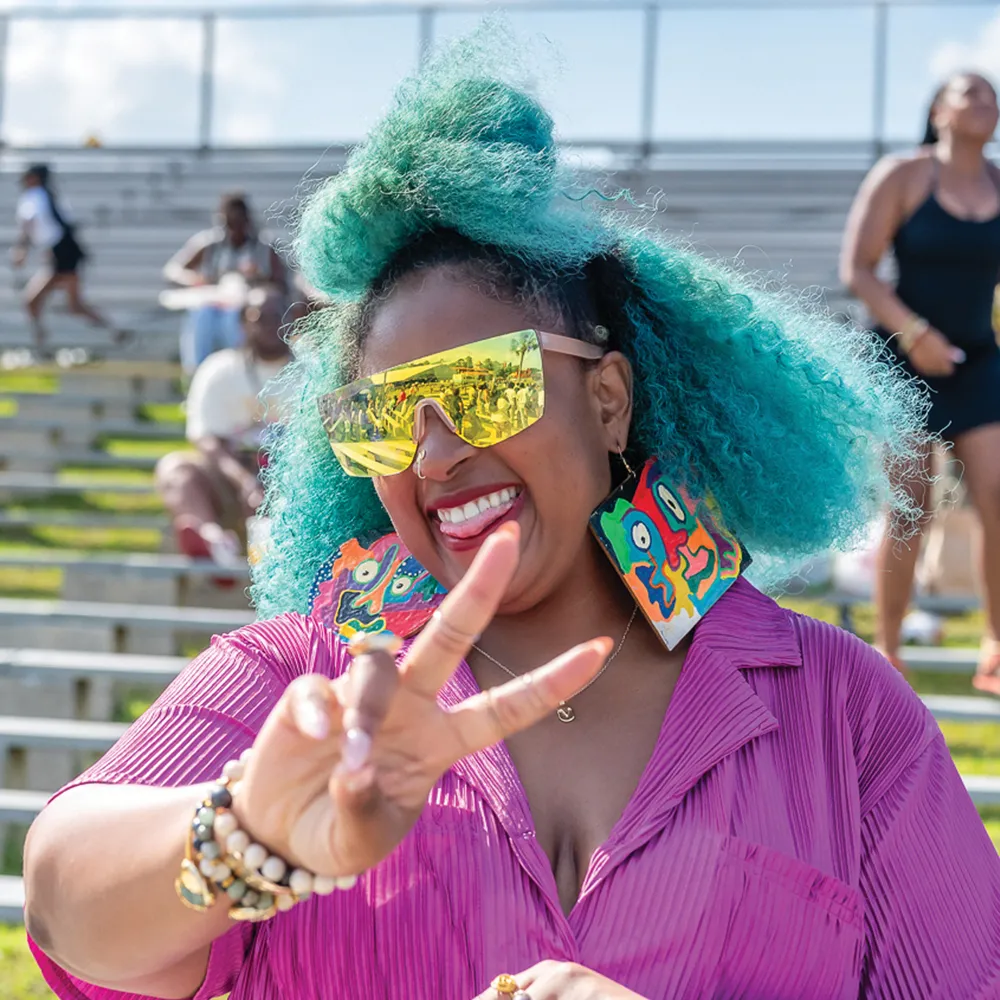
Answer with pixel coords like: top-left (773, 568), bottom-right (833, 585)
top-left (0, 0), bottom-right (994, 159)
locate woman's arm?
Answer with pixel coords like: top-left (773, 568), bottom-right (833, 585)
top-left (22, 627), bottom-right (293, 999)
top-left (841, 155), bottom-right (965, 376)
top-left (24, 783), bottom-right (237, 999)
top-left (839, 155), bottom-right (923, 333)
top-left (859, 731), bottom-right (1000, 995)
top-left (164, 235), bottom-right (209, 287)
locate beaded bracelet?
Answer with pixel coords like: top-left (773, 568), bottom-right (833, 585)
top-left (175, 748), bottom-right (359, 922)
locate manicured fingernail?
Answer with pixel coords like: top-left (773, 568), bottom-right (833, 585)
top-left (340, 727), bottom-right (371, 773)
top-left (294, 698), bottom-right (329, 741)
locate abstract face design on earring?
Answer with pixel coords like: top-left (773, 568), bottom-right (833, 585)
top-left (414, 449), bottom-right (427, 479)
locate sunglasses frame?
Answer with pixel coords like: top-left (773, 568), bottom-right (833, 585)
top-left (319, 329), bottom-right (605, 478)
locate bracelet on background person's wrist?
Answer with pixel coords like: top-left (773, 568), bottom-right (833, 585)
top-left (895, 316), bottom-right (930, 355)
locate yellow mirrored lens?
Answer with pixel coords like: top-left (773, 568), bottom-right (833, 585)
top-left (319, 330), bottom-right (545, 477)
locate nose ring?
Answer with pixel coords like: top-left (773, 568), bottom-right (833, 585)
top-left (414, 449), bottom-right (427, 479)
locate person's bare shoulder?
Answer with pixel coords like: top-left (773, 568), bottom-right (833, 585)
top-left (874, 150), bottom-right (938, 203)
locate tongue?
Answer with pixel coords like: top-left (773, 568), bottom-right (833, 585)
top-left (438, 496), bottom-right (517, 539)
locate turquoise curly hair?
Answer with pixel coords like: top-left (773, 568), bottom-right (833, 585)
top-left (251, 26), bottom-right (926, 618)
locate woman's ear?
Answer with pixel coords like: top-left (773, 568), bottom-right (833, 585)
top-left (590, 351), bottom-right (633, 450)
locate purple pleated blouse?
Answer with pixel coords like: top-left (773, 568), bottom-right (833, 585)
top-left (30, 579), bottom-right (1000, 999)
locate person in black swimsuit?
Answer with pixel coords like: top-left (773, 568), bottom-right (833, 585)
top-left (841, 71), bottom-right (1000, 691)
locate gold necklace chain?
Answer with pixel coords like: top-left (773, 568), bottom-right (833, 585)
top-left (471, 606), bottom-right (638, 724)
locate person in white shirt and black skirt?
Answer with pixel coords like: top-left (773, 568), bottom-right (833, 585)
top-left (11, 163), bottom-right (125, 359)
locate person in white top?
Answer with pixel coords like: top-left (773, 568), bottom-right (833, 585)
top-left (163, 192), bottom-right (287, 373)
top-left (154, 286), bottom-right (295, 568)
top-left (10, 164), bottom-right (125, 358)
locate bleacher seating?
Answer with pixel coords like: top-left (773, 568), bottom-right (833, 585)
top-left (0, 149), bottom-right (995, 925)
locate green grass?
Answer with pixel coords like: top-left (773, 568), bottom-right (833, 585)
top-left (0, 926), bottom-right (53, 998)
top-left (139, 402), bottom-right (184, 424)
top-left (60, 467), bottom-right (154, 484)
top-left (0, 371), bottom-right (58, 394)
top-left (0, 564), bottom-right (63, 599)
top-left (102, 437), bottom-right (185, 460)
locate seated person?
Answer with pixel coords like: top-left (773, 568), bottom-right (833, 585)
top-left (155, 287), bottom-right (293, 565)
top-left (163, 192), bottom-right (287, 372)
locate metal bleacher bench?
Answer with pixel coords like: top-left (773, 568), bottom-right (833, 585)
top-left (0, 551), bottom-right (248, 580)
top-left (0, 647), bottom-right (187, 684)
top-left (1, 416), bottom-right (184, 439)
top-left (0, 510), bottom-right (168, 530)
top-left (0, 716), bottom-right (126, 752)
top-left (0, 472), bottom-right (155, 496)
top-left (1, 448), bottom-right (160, 472)
top-left (825, 589), bottom-right (979, 633)
top-left (0, 875), bottom-right (24, 922)
top-left (0, 598), bottom-right (252, 636)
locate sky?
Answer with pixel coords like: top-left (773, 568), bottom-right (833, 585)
top-left (2, 0), bottom-right (1000, 147)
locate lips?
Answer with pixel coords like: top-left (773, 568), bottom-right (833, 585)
top-left (426, 484), bottom-right (526, 550)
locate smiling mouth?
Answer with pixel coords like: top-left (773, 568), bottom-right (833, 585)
top-left (434, 487), bottom-right (522, 540)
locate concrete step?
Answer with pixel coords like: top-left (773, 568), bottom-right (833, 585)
top-left (0, 550), bottom-right (247, 580)
top-left (0, 647), bottom-right (186, 684)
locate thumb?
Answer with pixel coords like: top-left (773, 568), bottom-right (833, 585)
top-left (949, 347), bottom-right (967, 363)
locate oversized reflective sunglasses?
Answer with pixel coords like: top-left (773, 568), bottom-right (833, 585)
top-left (319, 329), bottom-right (604, 477)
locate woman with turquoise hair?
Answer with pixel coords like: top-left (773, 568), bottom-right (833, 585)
top-left (23, 35), bottom-right (1000, 1000)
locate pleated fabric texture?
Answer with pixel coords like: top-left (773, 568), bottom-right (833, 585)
top-left (30, 578), bottom-right (1000, 999)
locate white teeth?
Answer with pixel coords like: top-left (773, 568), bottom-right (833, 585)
top-left (436, 488), bottom-right (520, 526)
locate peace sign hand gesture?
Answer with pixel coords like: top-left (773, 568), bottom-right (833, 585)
top-left (232, 523), bottom-right (612, 878)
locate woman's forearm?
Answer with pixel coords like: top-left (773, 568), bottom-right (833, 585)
top-left (844, 267), bottom-right (925, 335)
top-left (24, 783), bottom-right (234, 998)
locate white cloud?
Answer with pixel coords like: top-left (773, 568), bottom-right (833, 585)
top-left (930, 9), bottom-right (1000, 83)
top-left (3, 15), bottom-right (284, 145)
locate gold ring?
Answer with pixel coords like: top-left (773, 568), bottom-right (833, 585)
top-left (491, 974), bottom-right (520, 996)
top-left (346, 630), bottom-right (403, 658)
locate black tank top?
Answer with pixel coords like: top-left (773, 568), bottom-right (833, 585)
top-left (893, 158), bottom-right (1000, 349)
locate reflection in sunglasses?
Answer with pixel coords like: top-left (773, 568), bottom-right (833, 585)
top-left (320, 332), bottom-right (547, 476)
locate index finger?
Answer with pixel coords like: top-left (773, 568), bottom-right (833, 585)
top-left (400, 522), bottom-right (520, 696)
